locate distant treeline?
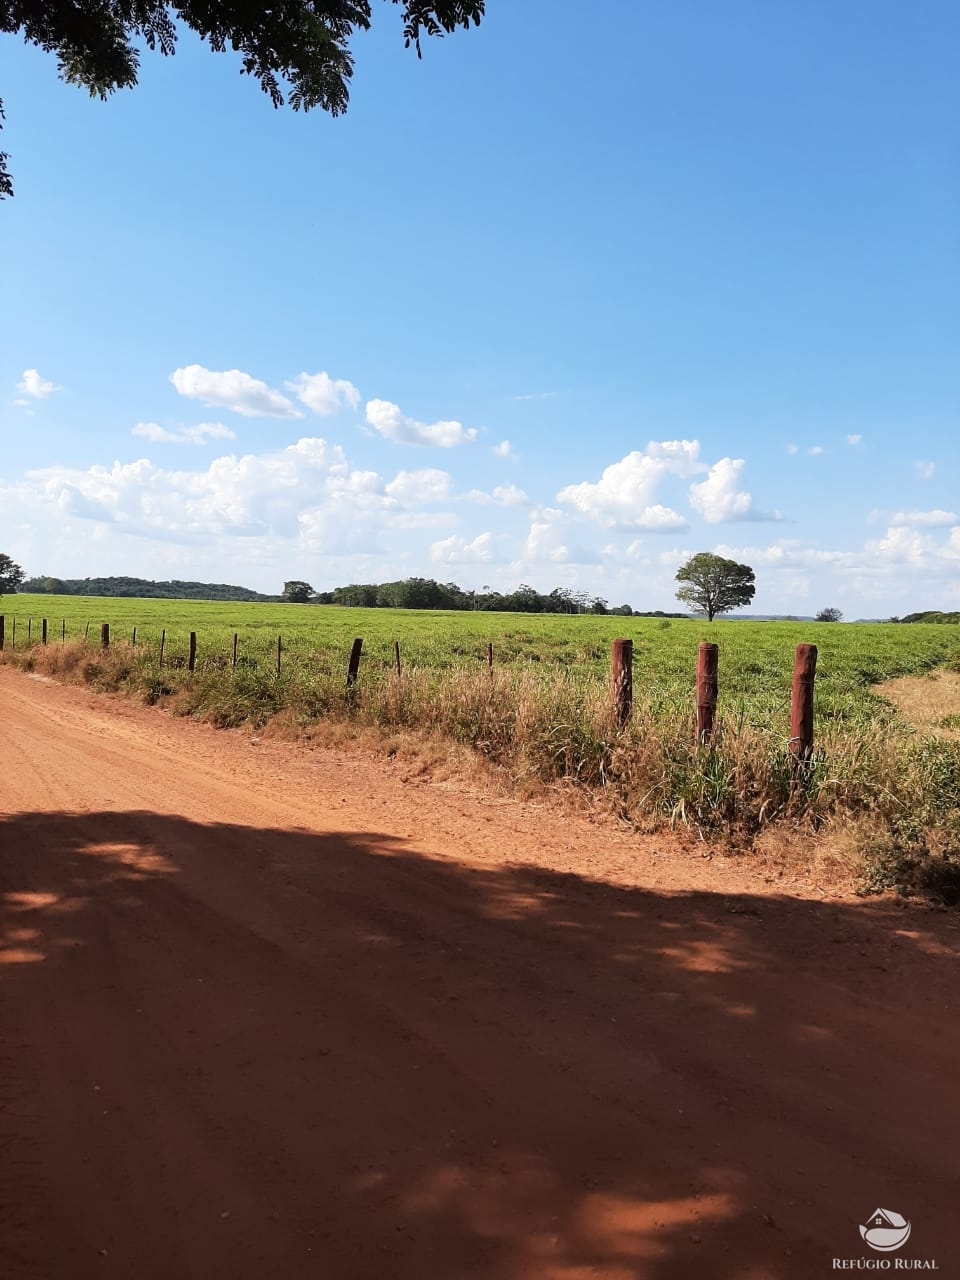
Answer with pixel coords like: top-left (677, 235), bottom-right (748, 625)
top-left (893, 611), bottom-right (960, 625)
top-left (310, 579), bottom-right (685, 616)
top-left (20, 576), bottom-right (276, 602)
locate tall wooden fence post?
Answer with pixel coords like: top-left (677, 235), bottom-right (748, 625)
top-left (790, 644), bottom-right (818, 769)
top-left (100, 623), bottom-right (109, 650)
top-left (83, 621), bottom-right (90, 643)
top-left (41, 619), bottom-right (48, 646)
top-left (159, 629), bottom-right (166, 668)
top-left (696, 642), bottom-right (719, 744)
top-left (27, 619), bottom-right (31, 642)
top-left (0, 616), bottom-right (4, 651)
top-left (346, 638), bottom-right (363, 688)
top-left (61, 618), bottom-right (65, 643)
top-left (611, 638), bottom-right (633, 729)
top-left (188, 632), bottom-right (197, 672)
top-left (232, 633), bottom-right (238, 670)
top-left (12, 617), bottom-right (16, 650)
top-left (487, 641), bottom-right (493, 674)
top-left (276, 635), bottom-right (282, 677)
top-left (394, 640), bottom-right (401, 678)
top-left (132, 627), bottom-right (137, 645)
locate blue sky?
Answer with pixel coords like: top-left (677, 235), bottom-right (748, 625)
top-left (1, 0), bottom-right (957, 614)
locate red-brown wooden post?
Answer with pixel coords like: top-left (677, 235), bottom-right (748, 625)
top-left (41, 618), bottom-right (47, 645)
top-left (100, 622), bottom-right (109, 650)
top-left (346, 637), bottom-right (363, 688)
top-left (696, 642), bottom-right (719, 744)
top-left (188, 631), bottom-right (197, 672)
top-left (487, 641), bottom-right (493, 674)
top-left (394, 640), bottom-right (401, 677)
top-left (611, 639), bottom-right (633, 728)
top-left (790, 644), bottom-right (818, 765)
top-left (159, 629), bottom-right (166, 667)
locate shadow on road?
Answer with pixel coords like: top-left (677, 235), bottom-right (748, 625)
top-left (1, 809), bottom-right (957, 1279)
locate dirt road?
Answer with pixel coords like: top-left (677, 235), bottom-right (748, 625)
top-left (1, 665), bottom-right (957, 1279)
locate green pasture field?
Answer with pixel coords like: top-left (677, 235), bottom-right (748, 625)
top-left (5, 593), bottom-right (959, 730)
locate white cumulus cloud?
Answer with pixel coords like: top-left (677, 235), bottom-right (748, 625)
top-left (430, 532), bottom-right (496, 564)
top-left (285, 371), bottom-right (360, 416)
top-left (365, 398), bottom-right (478, 448)
top-left (131, 422), bottom-right (237, 446)
top-left (465, 484), bottom-right (529, 507)
top-left (384, 469), bottom-right (453, 504)
top-left (16, 368), bottom-right (61, 400)
top-left (557, 441), bottom-right (702, 528)
top-left (492, 440), bottom-right (515, 458)
top-left (170, 364), bottom-right (302, 419)
top-left (889, 509), bottom-right (958, 528)
top-left (689, 458), bottom-right (779, 524)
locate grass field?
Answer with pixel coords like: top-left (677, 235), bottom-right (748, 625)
top-left (4, 593), bottom-right (960, 898)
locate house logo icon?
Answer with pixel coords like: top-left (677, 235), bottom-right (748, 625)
top-left (860, 1208), bottom-right (912, 1252)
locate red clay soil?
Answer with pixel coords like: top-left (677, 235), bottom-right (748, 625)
top-left (1, 664), bottom-right (958, 1279)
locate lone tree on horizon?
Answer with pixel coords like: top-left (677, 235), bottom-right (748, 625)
top-left (1, 0), bottom-right (486, 197)
top-left (815, 606), bottom-right (843, 622)
top-left (0, 553), bottom-right (25, 600)
top-left (282, 580), bottom-right (315, 603)
top-left (675, 552), bottom-right (756, 622)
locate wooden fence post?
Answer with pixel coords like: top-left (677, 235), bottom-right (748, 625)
top-left (42, 619), bottom-right (47, 646)
top-left (394, 640), bottom-right (401, 677)
top-left (346, 638), bottom-right (363, 688)
top-left (188, 632), bottom-right (197, 672)
top-left (84, 621), bottom-right (90, 643)
top-left (0, 615), bottom-right (4, 651)
top-left (232, 633), bottom-right (238, 670)
top-left (487, 641), bottom-right (493, 674)
top-left (100, 623), bottom-right (109, 650)
top-left (696, 642), bottom-right (719, 744)
top-left (132, 627), bottom-right (137, 645)
top-left (611, 639), bottom-right (633, 728)
top-left (159, 629), bottom-right (166, 667)
top-left (27, 618), bottom-right (31, 642)
top-left (61, 618), bottom-right (65, 643)
top-left (276, 635), bottom-right (282, 677)
top-left (790, 644), bottom-right (818, 766)
top-left (12, 617), bottom-right (16, 650)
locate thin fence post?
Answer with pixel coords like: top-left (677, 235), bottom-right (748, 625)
top-left (0, 615), bottom-right (4, 651)
top-left (188, 632), bottom-right (197, 672)
top-left (611, 638), bottom-right (633, 729)
top-left (159, 629), bottom-right (166, 668)
top-left (276, 635), bottom-right (282, 677)
top-left (394, 640), bottom-right (401, 677)
top-left (346, 637), bottom-right (363, 688)
top-left (487, 641), bottom-right (493, 674)
top-left (84, 621), bottom-right (90, 643)
top-left (790, 643), bottom-right (818, 769)
top-left (232, 633), bottom-right (238, 670)
top-left (132, 626), bottom-right (137, 645)
top-left (100, 623), bottom-right (109, 650)
top-left (27, 618), bottom-right (31, 642)
top-left (42, 619), bottom-right (47, 646)
top-left (12, 617), bottom-right (16, 650)
top-left (61, 618), bottom-right (65, 643)
top-left (696, 642), bottom-right (719, 744)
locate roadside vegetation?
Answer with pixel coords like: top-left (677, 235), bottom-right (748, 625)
top-left (3, 594), bottom-right (959, 902)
